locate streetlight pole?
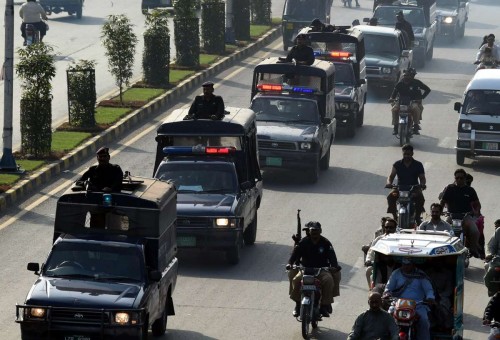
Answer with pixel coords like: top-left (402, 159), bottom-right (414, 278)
top-left (225, 0), bottom-right (235, 44)
top-left (0, 0), bottom-right (21, 173)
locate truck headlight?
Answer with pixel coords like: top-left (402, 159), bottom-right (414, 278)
top-left (215, 218), bottom-right (236, 227)
top-left (461, 122), bottom-right (471, 130)
top-left (30, 308), bottom-right (46, 318)
top-left (443, 16), bottom-right (453, 23)
top-left (300, 142), bottom-right (312, 150)
top-left (115, 312), bottom-right (130, 325)
top-left (339, 102), bottom-right (350, 110)
top-left (382, 67), bottom-right (392, 74)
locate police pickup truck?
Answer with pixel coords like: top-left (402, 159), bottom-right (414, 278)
top-left (16, 177), bottom-right (178, 339)
top-left (373, 0), bottom-right (437, 67)
top-left (436, 0), bottom-right (468, 42)
top-left (153, 107), bottom-right (263, 265)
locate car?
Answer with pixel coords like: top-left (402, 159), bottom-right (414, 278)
top-left (454, 69), bottom-right (500, 165)
top-left (16, 177), bottom-right (178, 340)
top-left (356, 25), bottom-right (413, 90)
top-left (141, 0), bottom-right (173, 12)
top-left (436, 0), bottom-right (468, 42)
top-left (373, 1), bottom-right (437, 67)
top-left (40, 0), bottom-right (84, 19)
top-left (153, 107), bottom-right (263, 265)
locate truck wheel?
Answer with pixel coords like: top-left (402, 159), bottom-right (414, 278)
top-left (319, 145), bottom-right (330, 170)
top-left (151, 303), bottom-right (167, 336)
top-left (356, 106), bottom-right (364, 127)
top-left (456, 150), bottom-right (466, 165)
top-left (243, 212), bottom-right (257, 245)
top-left (76, 4), bottom-right (82, 19)
top-left (226, 244), bottom-right (240, 265)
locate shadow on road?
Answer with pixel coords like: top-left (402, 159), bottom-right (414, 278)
top-left (48, 16), bottom-right (106, 26)
top-left (309, 326), bottom-right (349, 339)
top-left (464, 157), bottom-right (500, 176)
top-left (159, 329), bottom-right (218, 340)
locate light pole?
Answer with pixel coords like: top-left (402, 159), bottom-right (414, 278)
top-left (225, 0), bottom-right (235, 44)
top-left (0, 0), bottom-right (22, 173)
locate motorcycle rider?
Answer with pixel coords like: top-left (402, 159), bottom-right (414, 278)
top-left (365, 218), bottom-right (398, 288)
top-left (484, 226), bottom-right (500, 296)
top-left (389, 68), bottom-right (431, 135)
top-left (384, 257), bottom-right (436, 340)
top-left (385, 144), bottom-right (426, 225)
top-left (440, 168), bottom-right (481, 258)
top-left (476, 34), bottom-right (500, 65)
top-left (347, 292), bottom-right (399, 340)
top-left (418, 203), bottom-right (453, 233)
top-left (395, 11), bottom-right (415, 47)
top-left (483, 290), bottom-right (500, 339)
top-left (475, 46), bottom-right (498, 70)
top-left (286, 221), bottom-right (340, 318)
top-left (19, 0), bottom-right (48, 45)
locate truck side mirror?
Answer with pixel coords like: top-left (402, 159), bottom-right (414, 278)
top-left (401, 50), bottom-right (410, 57)
top-left (149, 270), bottom-right (162, 282)
top-left (322, 117), bottom-right (332, 124)
top-left (27, 262), bottom-right (40, 274)
top-left (454, 102), bottom-right (461, 112)
top-left (240, 181), bottom-right (253, 191)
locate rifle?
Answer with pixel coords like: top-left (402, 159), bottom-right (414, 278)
top-left (292, 209), bottom-right (302, 245)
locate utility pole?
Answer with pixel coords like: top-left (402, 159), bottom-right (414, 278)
top-left (225, 0), bottom-right (235, 44)
top-left (0, 0), bottom-right (22, 173)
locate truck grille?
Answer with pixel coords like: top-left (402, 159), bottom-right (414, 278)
top-left (258, 140), bottom-right (297, 150)
top-left (473, 122), bottom-right (500, 132)
top-left (177, 217), bottom-right (212, 228)
top-left (366, 66), bottom-right (381, 75)
top-left (51, 309), bottom-right (109, 325)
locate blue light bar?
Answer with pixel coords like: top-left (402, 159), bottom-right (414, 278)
top-left (292, 87), bottom-right (314, 93)
top-left (313, 51), bottom-right (321, 56)
top-left (103, 194), bottom-right (112, 207)
top-left (162, 146), bottom-right (196, 155)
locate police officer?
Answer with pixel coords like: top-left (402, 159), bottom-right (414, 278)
top-left (77, 147), bottom-right (123, 192)
top-left (395, 11), bottom-right (415, 47)
top-left (285, 34), bottom-right (315, 65)
top-left (186, 81), bottom-right (225, 120)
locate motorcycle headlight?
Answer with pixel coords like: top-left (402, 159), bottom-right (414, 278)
top-left (382, 67), bottom-right (392, 74)
top-left (399, 191), bottom-right (409, 198)
top-left (399, 105), bottom-right (408, 111)
top-left (339, 102), bottom-right (350, 110)
top-left (443, 16), bottom-right (453, 23)
top-left (300, 142), bottom-right (312, 150)
top-left (397, 310), bottom-right (411, 320)
top-left (461, 122), bottom-right (471, 131)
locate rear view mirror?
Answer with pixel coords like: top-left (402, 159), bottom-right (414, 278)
top-left (402, 50), bottom-right (410, 57)
top-left (454, 102), bottom-right (461, 112)
top-left (322, 117), bottom-right (332, 124)
top-left (27, 262), bottom-right (40, 274)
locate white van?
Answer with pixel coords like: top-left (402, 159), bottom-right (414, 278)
top-left (454, 69), bottom-right (500, 165)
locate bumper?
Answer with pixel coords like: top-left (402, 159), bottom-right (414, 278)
top-left (366, 74), bottom-right (398, 87)
top-left (258, 149), bottom-right (319, 169)
top-left (456, 130), bottom-right (500, 156)
top-left (335, 109), bottom-right (356, 125)
top-left (437, 23), bottom-right (456, 36)
top-left (177, 227), bottom-right (241, 249)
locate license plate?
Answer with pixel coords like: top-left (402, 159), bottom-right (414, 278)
top-left (266, 157), bottom-right (282, 166)
top-left (64, 336), bottom-right (91, 340)
top-left (177, 236), bottom-right (196, 247)
top-left (302, 285), bottom-right (317, 291)
top-left (483, 142), bottom-right (498, 150)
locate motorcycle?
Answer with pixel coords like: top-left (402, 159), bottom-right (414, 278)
top-left (387, 184), bottom-right (422, 229)
top-left (25, 23), bottom-right (40, 46)
top-left (445, 211), bottom-right (471, 268)
top-left (487, 322), bottom-right (500, 339)
top-left (293, 265), bottom-right (330, 339)
top-left (484, 255), bottom-right (500, 297)
top-left (389, 97), bottom-right (415, 146)
top-left (384, 297), bottom-right (431, 340)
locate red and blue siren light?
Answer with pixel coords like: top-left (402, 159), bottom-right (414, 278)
top-left (257, 83), bottom-right (317, 94)
top-left (163, 145), bottom-right (236, 155)
top-left (315, 50), bottom-right (352, 60)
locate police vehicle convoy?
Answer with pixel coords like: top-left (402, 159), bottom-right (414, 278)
top-left (299, 25), bottom-right (368, 137)
top-left (250, 57), bottom-right (336, 183)
top-left (16, 177), bottom-right (178, 340)
top-left (153, 107), bottom-right (263, 265)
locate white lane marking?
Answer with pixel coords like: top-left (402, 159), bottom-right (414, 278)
top-left (350, 256), bottom-right (365, 274)
top-left (0, 41), bottom-right (282, 231)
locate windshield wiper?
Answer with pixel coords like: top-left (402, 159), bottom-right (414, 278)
top-left (202, 189), bottom-right (232, 193)
top-left (46, 273), bottom-right (95, 279)
top-left (94, 275), bottom-right (141, 282)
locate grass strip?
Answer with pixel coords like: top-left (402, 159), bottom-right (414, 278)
top-left (251, 25), bottom-right (272, 38)
top-left (95, 106), bottom-right (132, 125)
top-left (52, 131), bottom-right (92, 153)
top-left (0, 173), bottom-right (21, 186)
top-left (200, 54), bottom-right (219, 65)
top-left (112, 88), bottom-right (165, 102)
top-left (18, 160), bottom-right (45, 172)
top-left (170, 69), bottom-right (196, 84)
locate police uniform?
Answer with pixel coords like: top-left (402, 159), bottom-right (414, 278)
top-left (285, 44), bottom-right (315, 66)
top-left (187, 82), bottom-right (225, 119)
top-left (78, 148), bottom-right (123, 192)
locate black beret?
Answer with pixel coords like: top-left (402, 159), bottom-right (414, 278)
top-left (96, 147), bottom-right (109, 155)
top-left (202, 81), bottom-right (214, 87)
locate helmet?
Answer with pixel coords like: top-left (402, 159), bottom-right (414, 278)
top-left (404, 67), bottom-right (417, 76)
top-left (305, 221), bottom-right (322, 232)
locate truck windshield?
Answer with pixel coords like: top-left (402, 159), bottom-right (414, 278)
top-left (364, 34), bottom-right (399, 57)
top-left (156, 163), bottom-right (238, 194)
top-left (464, 90), bottom-right (500, 115)
top-left (311, 41), bottom-right (357, 55)
top-left (44, 242), bottom-right (143, 281)
top-left (283, 0), bottom-right (325, 20)
top-left (436, 0), bottom-right (458, 8)
top-left (334, 63), bottom-right (355, 85)
top-left (251, 98), bottom-right (320, 123)
top-left (375, 7), bottom-right (425, 27)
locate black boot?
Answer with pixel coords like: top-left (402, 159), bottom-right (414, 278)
top-left (293, 302), bottom-right (300, 317)
top-left (393, 125), bottom-right (398, 135)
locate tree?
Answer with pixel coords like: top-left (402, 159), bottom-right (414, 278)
top-left (250, 0), bottom-right (271, 25)
top-left (234, 0), bottom-right (250, 41)
top-left (143, 9), bottom-right (171, 87)
top-left (173, 0), bottom-right (200, 67)
top-left (16, 43), bottom-right (56, 157)
top-left (201, 0), bottom-right (225, 54)
top-left (67, 60), bottom-right (97, 128)
top-left (101, 15), bottom-right (138, 105)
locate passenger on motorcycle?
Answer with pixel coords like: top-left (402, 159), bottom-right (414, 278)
top-left (385, 144), bottom-right (426, 224)
top-left (19, 0), bottom-right (48, 45)
top-left (347, 292), bottom-right (399, 340)
top-left (418, 203), bottom-right (453, 233)
top-left (484, 227), bottom-right (500, 296)
top-left (476, 34), bottom-right (500, 65)
top-left (286, 221), bottom-right (340, 318)
top-left (483, 291), bottom-right (500, 340)
top-left (365, 218), bottom-right (398, 288)
top-left (389, 68), bottom-right (431, 135)
top-left (383, 257), bottom-right (436, 340)
top-left (440, 168), bottom-right (482, 258)
top-left (475, 47), bottom-right (498, 71)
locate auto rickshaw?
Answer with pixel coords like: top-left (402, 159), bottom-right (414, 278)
top-left (281, 0), bottom-right (333, 51)
top-left (369, 230), bottom-right (466, 339)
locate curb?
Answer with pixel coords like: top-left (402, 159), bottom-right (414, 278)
top-left (0, 26), bottom-right (282, 213)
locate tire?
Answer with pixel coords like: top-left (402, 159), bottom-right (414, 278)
top-left (398, 123), bottom-right (407, 147)
top-left (243, 212), bottom-right (257, 245)
top-left (356, 106), bottom-right (364, 127)
top-left (346, 116), bottom-right (356, 138)
top-left (319, 145), bottom-right (331, 170)
top-left (226, 244), bottom-right (241, 265)
top-left (307, 159), bottom-right (320, 183)
top-left (301, 304), bottom-right (311, 339)
top-left (151, 303), bottom-right (167, 336)
top-left (76, 3), bottom-right (82, 19)
top-left (456, 150), bottom-right (466, 165)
